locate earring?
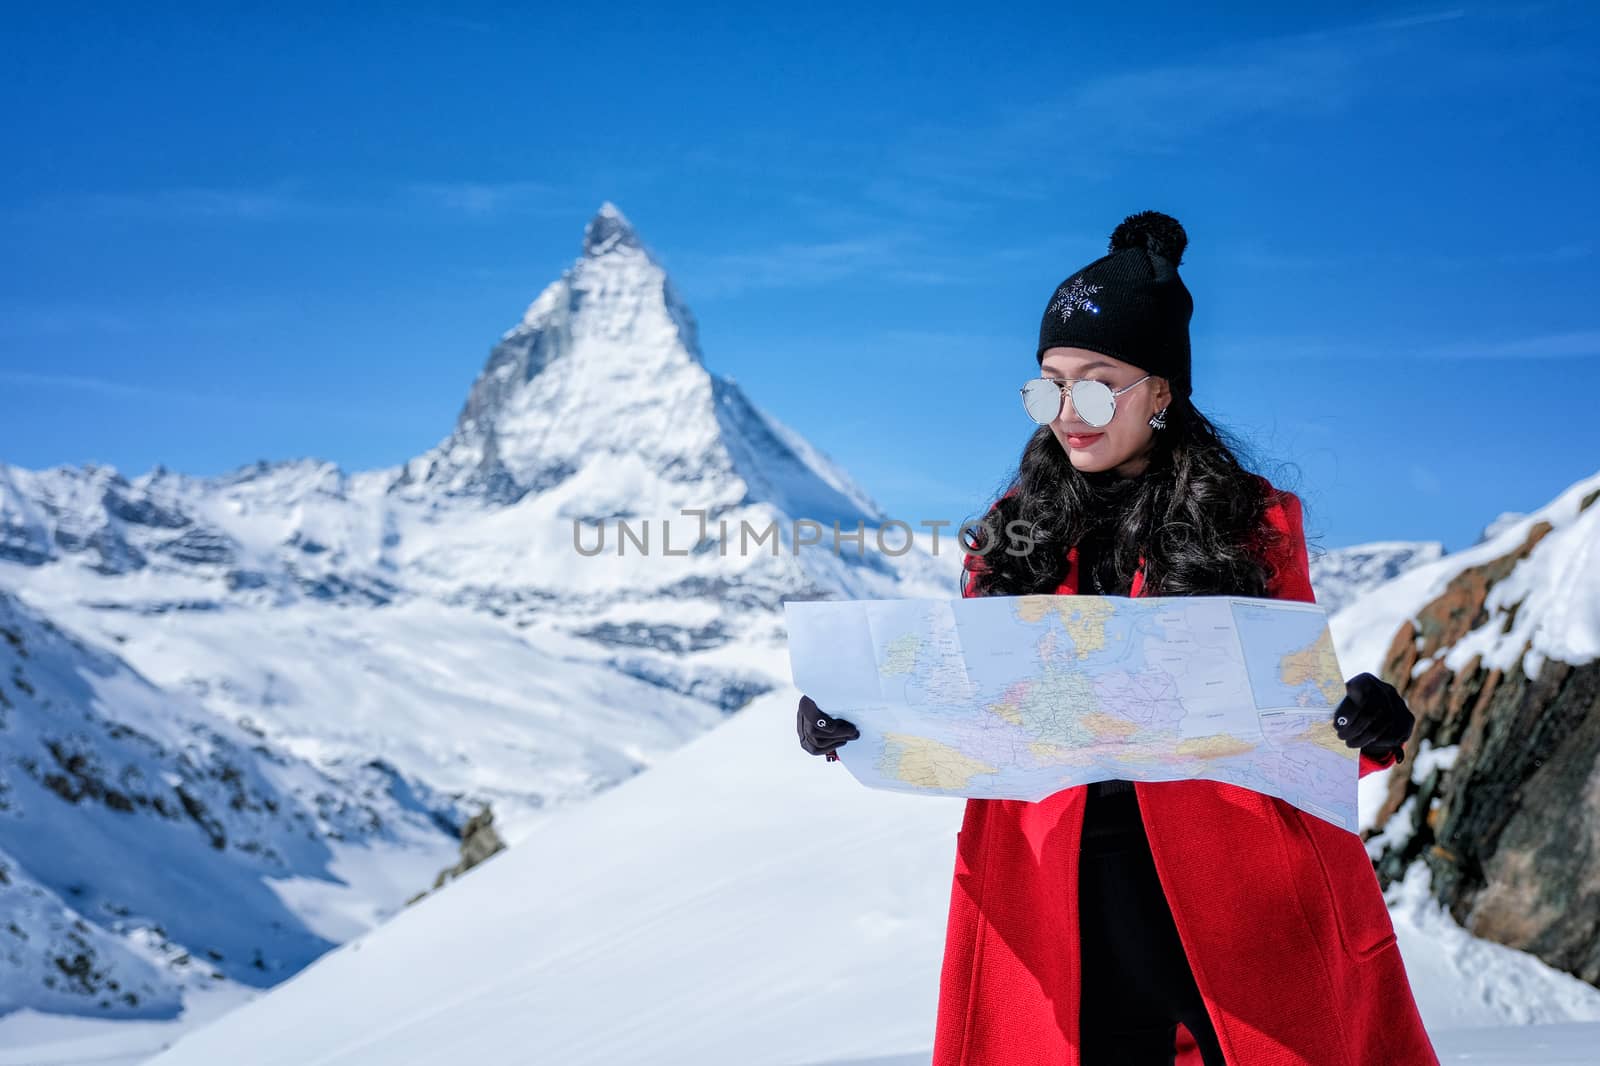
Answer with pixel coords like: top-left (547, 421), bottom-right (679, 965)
top-left (1148, 407), bottom-right (1169, 431)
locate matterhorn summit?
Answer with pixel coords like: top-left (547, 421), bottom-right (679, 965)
top-left (393, 202), bottom-right (882, 540)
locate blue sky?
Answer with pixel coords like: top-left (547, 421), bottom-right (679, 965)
top-left (2, 2), bottom-right (1596, 555)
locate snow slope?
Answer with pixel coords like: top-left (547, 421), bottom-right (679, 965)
top-left (139, 690), bottom-right (1600, 1066)
top-left (0, 588), bottom-right (458, 1023)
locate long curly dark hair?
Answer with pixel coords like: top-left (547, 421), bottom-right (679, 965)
top-left (961, 396), bottom-right (1300, 598)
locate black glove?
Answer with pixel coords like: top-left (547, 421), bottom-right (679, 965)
top-left (1332, 672), bottom-right (1414, 763)
top-left (797, 695), bottom-right (859, 762)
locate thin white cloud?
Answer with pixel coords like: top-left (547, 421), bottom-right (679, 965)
top-left (0, 371), bottom-right (176, 399)
top-left (1414, 329), bottom-right (1600, 360)
top-left (1216, 241), bottom-right (1594, 272)
top-left (65, 186), bottom-right (305, 220)
top-left (673, 233), bottom-right (938, 296)
top-left (15, 179), bottom-right (570, 224)
top-left (409, 12), bottom-right (494, 33)
top-left (675, 230), bottom-right (1080, 296)
top-left (0, 370), bottom-right (437, 424)
top-left (402, 181), bottom-right (564, 216)
top-left (678, 5), bottom-right (1511, 287)
top-left (0, 305), bottom-right (279, 338)
top-left (1296, 8), bottom-right (1468, 39)
top-left (1409, 463), bottom-right (1444, 495)
top-left (1217, 329), bottom-right (1600, 362)
top-left (798, 4), bottom-right (1528, 217)
top-left (11, 180), bottom-right (325, 224)
top-left (876, 328), bottom-right (1015, 350)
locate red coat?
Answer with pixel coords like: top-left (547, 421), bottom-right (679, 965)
top-left (932, 478), bottom-right (1438, 1065)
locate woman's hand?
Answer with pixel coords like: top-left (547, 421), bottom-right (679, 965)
top-left (1332, 672), bottom-right (1415, 764)
top-left (797, 694), bottom-right (860, 761)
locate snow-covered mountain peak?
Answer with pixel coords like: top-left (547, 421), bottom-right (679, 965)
top-left (581, 200), bottom-right (645, 260)
top-left (396, 204), bottom-right (883, 536)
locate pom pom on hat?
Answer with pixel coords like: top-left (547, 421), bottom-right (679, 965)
top-left (1108, 210), bottom-right (1188, 267)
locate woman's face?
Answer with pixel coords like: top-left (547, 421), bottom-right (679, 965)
top-left (1038, 346), bottom-right (1172, 478)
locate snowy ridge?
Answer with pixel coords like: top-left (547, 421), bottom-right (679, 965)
top-left (740, 393), bottom-right (885, 523)
top-left (1330, 467), bottom-right (1600, 680)
top-left (1478, 510), bottom-right (1527, 544)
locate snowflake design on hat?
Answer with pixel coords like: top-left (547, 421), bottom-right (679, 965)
top-left (1049, 275), bottom-right (1102, 321)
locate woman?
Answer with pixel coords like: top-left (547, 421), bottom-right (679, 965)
top-left (796, 211), bottom-right (1439, 1065)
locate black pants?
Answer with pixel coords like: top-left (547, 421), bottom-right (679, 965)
top-left (1078, 787), bottom-right (1227, 1065)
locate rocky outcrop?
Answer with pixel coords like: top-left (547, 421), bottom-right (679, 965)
top-left (1367, 498), bottom-right (1600, 987)
top-left (406, 806), bottom-right (507, 906)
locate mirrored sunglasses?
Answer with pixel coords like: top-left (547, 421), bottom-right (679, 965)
top-left (1019, 374), bottom-right (1152, 428)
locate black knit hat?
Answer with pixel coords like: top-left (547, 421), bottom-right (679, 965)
top-left (1036, 210), bottom-right (1194, 399)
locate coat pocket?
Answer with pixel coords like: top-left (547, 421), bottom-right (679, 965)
top-left (1275, 803), bottom-right (1398, 962)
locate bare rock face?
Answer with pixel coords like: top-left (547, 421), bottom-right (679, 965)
top-left (407, 806), bottom-right (507, 906)
top-left (1367, 510), bottom-right (1600, 987)
top-left (437, 806), bottom-right (508, 886)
